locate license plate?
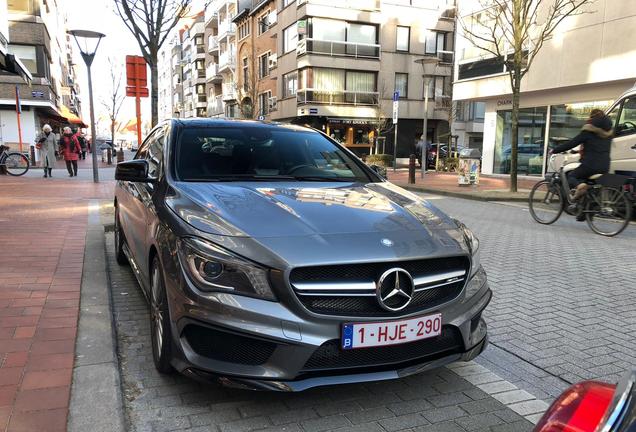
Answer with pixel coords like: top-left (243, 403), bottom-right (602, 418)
top-left (341, 313), bottom-right (442, 350)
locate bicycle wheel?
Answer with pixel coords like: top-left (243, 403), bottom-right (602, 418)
top-left (585, 187), bottom-right (633, 237)
top-left (529, 180), bottom-right (564, 224)
top-left (4, 152), bottom-right (29, 176)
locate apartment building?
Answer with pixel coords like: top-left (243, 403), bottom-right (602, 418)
top-left (232, 0), bottom-right (277, 119)
top-left (263, 0), bottom-right (456, 157)
top-left (454, 0), bottom-right (636, 177)
top-left (1, 0), bottom-right (81, 150)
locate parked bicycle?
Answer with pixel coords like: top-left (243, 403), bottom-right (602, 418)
top-left (0, 145), bottom-right (30, 176)
top-left (529, 151), bottom-right (633, 237)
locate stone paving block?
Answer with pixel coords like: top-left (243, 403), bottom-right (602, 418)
top-left (478, 380), bottom-right (518, 395)
top-left (421, 406), bottom-right (468, 424)
top-left (492, 390), bottom-right (536, 405)
top-left (300, 414), bottom-right (351, 432)
top-left (508, 399), bottom-right (550, 416)
top-left (413, 421), bottom-right (467, 432)
top-left (218, 416), bottom-right (272, 432)
top-left (345, 407), bottom-right (394, 424)
top-left (378, 413), bottom-right (430, 432)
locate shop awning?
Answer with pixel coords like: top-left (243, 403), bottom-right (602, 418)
top-left (59, 105), bottom-right (88, 128)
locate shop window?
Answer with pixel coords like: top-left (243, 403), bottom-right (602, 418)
top-left (548, 101), bottom-right (613, 149)
top-left (494, 107), bottom-right (547, 176)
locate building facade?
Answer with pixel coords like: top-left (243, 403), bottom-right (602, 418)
top-left (454, 0), bottom-right (636, 177)
top-left (0, 0), bottom-right (81, 151)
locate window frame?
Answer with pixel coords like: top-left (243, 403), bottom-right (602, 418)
top-left (258, 9), bottom-right (270, 35)
top-left (283, 23), bottom-right (298, 54)
top-left (394, 73), bottom-right (408, 99)
top-left (396, 26), bottom-right (410, 52)
top-left (615, 97), bottom-right (636, 137)
top-left (283, 71), bottom-right (298, 98)
top-left (258, 90), bottom-right (272, 116)
top-left (258, 51), bottom-right (270, 79)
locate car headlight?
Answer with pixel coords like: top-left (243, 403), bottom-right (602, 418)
top-left (177, 237), bottom-right (276, 301)
top-left (455, 221), bottom-right (480, 277)
top-left (465, 265), bottom-right (487, 299)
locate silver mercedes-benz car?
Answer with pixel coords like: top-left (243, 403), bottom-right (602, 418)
top-left (114, 119), bottom-right (491, 391)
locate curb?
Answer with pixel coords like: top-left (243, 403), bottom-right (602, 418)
top-left (394, 183), bottom-right (531, 202)
top-left (67, 200), bottom-right (126, 432)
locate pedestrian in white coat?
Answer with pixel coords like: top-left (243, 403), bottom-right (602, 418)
top-left (37, 124), bottom-right (57, 178)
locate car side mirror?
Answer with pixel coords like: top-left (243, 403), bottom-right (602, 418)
top-left (115, 159), bottom-right (155, 183)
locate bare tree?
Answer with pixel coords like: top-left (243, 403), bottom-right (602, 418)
top-left (114, 0), bottom-right (192, 126)
top-left (235, 45), bottom-right (259, 120)
top-left (459, 0), bottom-right (594, 192)
top-left (371, 81), bottom-right (393, 155)
top-left (101, 58), bottom-right (126, 151)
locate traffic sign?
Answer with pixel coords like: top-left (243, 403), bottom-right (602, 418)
top-left (393, 91), bottom-right (399, 102)
top-left (392, 100), bottom-right (399, 124)
top-left (126, 86), bottom-right (149, 97)
top-left (258, 115), bottom-right (265, 121)
top-left (126, 55), bottom-right (147, 87)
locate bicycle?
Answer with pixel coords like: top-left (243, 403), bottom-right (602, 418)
top-left (528, 151), bottom-right (633, 237)
top-left (0, 145), bottom-right (30, 176)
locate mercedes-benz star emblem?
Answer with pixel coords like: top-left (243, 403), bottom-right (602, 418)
top-left (376, 268), bottom-right (415, 311)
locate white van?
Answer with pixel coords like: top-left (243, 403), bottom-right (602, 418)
top-left (606, 84), bottom-right (636, 176)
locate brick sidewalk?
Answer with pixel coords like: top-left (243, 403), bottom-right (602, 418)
top-left (0, 176), bottom-right (113, 432)
top-left (386, 171), bottom-right (539, 200)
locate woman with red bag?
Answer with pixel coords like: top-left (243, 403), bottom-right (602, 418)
top-left (58, 126), bottom-right (82, 177)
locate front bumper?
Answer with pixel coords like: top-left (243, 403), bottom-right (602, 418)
top-left (166, 259), bottom-right (492, 391)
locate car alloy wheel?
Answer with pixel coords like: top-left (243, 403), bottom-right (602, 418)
top-left (150, 257), bottom-right (173, 374)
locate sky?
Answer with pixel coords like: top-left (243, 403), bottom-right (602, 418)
top-left (64, 0), bottom-right (205, 136)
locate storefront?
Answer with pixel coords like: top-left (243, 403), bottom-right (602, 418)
top-left (326, 118), bottom-right (375, 157)
top-left (477, 80), bottom-right (631, 177)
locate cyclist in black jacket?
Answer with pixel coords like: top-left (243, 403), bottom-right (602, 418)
top-left (552, 109), bottom-right (613, 200)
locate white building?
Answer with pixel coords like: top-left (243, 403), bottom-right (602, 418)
top-left (454, 0), bottom-right (636, 177)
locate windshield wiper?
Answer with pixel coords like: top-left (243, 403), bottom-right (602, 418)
top-left (292, 176), bottom-right (356, 182)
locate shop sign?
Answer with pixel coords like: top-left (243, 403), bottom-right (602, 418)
top-left (497, 99), bottom-right (512, 107)
top-left (31, 90), bottom-right (45, 98)
top-left (297, 20), bottom-right (307, 35)
top-left (328, 118), bottom-right (375, 125)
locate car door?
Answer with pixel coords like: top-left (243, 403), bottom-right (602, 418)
top-left (609, 96), bottom-right (636, 175)
top-left (121, 131), bottom-right (159, 284)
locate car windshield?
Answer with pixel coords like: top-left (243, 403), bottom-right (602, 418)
top-left (175, 126), bottom-right (374, 183)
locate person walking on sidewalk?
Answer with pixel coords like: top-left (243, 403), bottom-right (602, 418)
top-left (36, 124), bottom-right (57, 178)
top-left (59, 126), bottom-right (81, 177)
top-left (75, 129), bottom-right (87, 160)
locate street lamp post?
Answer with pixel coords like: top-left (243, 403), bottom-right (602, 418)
top-left (68, 30), bottom-right (105, 183)
top-left (415, 56), bottom-right (439, 179)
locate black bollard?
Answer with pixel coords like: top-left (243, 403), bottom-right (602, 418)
top-left (107, 148), bottom-right (112, 165)
top-left (408, 154), bottom-right (416, 184)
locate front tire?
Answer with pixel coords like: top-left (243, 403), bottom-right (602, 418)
top-left (5, 152), bottom-right (29, 176)
top-left (529, 180), bottom-right (564, 225)
top-left (114, 206), bottom-right (129, 266)
top-left (150, 256), bottom-right (174, 374)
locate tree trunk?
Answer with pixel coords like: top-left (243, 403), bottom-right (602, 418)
top-left (110, 120), bottom-right (116, 152)
top-left (150, 62), bottom-right (159, 127)
top-left (509, 70), bottom-right (521, 193)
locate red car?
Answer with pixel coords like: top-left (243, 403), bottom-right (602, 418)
top-left (533, 370), bottom-right (635, 432)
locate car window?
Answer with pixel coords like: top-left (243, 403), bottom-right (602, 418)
top-left (616, 97), bottom-right (636, 137)
top-left (147, 132), bottom-right (164, 179)
top-left (175, 126), bottom-right (373, 182)
top-left (135, 134), bottom-right (153, 160)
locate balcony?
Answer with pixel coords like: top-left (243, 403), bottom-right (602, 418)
top-left (296, 0), bottom-right (380, 11)
top-left (435, 96), bottom-right (451, 110)
top-left (194, 69), bottom-right (206, 83)
top-left (196, 45), bottom-right (206, 58)
top-left (218, 20), bottom-right (235, 38)
top-left (296, 89), bottom-right (379, 106)
top-left (218, 51), bottom-right (236, 72)
top-left (296, 38), bottom-right (380, 59)
top-left (222, 83), bottom-right (237, 101)
top-left (205, 5), bottom-right (218, 28)
top-left (206, 64), bottom-right (222, 82)
top-left (208, 35), bottom-right (219, 52)
top-left (207, 95), bottom-right (224, 116)
top-left (196, 94), bottom-right (207, 108)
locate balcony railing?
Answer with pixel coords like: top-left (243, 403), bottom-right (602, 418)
top-left (218, 20), bottom-right (235, 37)
top-left (206, 63), bottom-right (220, 80)
top-left (219, 51), bottom-right (236, 70)
top-left (222, 83), bottom-right (237, 101)
top-left (196, 45), bottom-right (205, 55)
top-left (208, 95), bottom-right (224, 116)
top-left (296, 0), bottom-right (380, 11)
top-left (296, 89), bottom-right (379, 106)
top-left (435, 96), bottom-right (451, 110)
top-left (297, 38), bottom-right (380, 59)
top-left (208, 35), bottom-right (219, 52)
top-left (196, 69), bottom-right (206, 79)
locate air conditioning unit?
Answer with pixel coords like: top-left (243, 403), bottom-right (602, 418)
top-left (268, 11), bottom-right (277, 27)
top-left (268, 54), bottom-right (278, 70)
top-left (438, 50), bottom-right (454, 64)
top-left (268, 96), bottom-right (278, 111)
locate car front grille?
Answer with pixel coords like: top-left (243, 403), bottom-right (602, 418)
top-left (302, 326), bottom-right (463, 371)
top-left (289, 257), bottom-right (469, 317)
top-left (182, 324), bottom-right (277, 365)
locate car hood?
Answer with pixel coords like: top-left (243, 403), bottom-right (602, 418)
top-left (166, 181), bottom-right (467, 258)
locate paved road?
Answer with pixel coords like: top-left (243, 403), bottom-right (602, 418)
top-left (424, 194), bottom-right (636, 393)
top-left (104, 193), bottom-right (635, 432)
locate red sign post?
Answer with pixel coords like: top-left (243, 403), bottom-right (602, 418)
top-left (125, 55), bottom-right (148, 148)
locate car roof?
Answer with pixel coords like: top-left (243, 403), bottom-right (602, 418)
top-left (171, 118), bottom-right (313, 133)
